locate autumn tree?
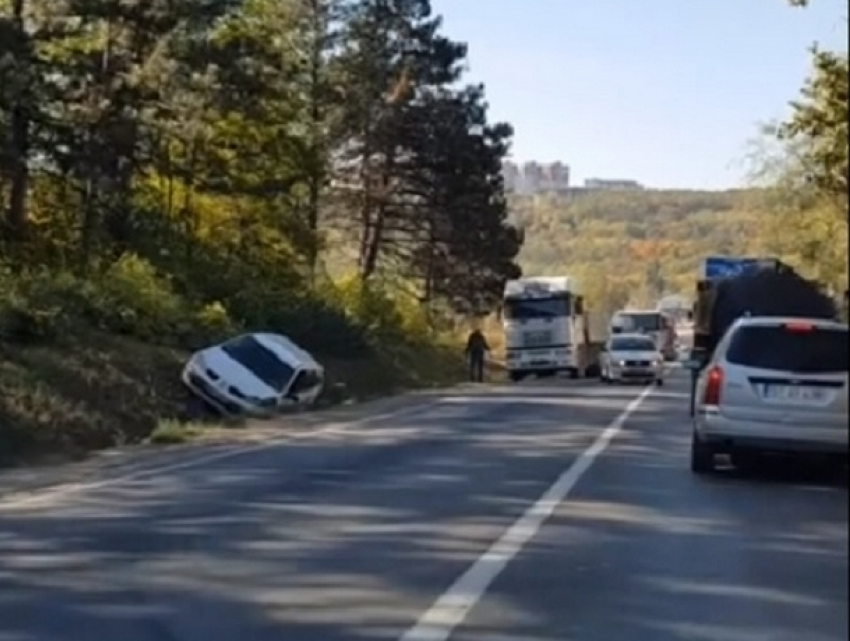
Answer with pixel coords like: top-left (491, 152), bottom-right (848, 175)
top-left (332, 0), bottom-right (468, 280)
top-left (777, 47), bottom-right (848, 211)
top-left (1, 0), bottom-right (521, 332)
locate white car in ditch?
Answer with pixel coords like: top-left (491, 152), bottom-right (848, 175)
top-left (182, 332), bottom-right (324, 417)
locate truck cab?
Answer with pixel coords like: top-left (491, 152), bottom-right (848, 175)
top-left (502, 277), bottom-right (586, 381)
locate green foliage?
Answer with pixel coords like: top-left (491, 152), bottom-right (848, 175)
top-left (0, 0), bottom-right (521, 464)
top-left (759, 8), bottom-right (849, 297)
top-left (0, 255), bottom-right (187, 342)
top-left (513, 189), bottom-right (762, 310)
top-left (0, 0), bottom-right (519, 320)
top-left (777, 47), bottom-right (848, 209)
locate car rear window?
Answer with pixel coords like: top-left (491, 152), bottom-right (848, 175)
top-left (725, 325), bottom-right (848, 373)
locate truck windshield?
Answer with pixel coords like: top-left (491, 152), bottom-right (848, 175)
top-left (504, 296), bottom-right (570, 320)
top-left (618, 313), bottom-right (662, 332)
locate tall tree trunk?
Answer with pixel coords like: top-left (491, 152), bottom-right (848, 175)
top-left (5, 0), bottom-right (30, 241)
top-left (305, 0), bottom-right (324, 283)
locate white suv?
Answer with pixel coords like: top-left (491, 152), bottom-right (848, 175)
top-left (690, 316), bottom-right (848, 474)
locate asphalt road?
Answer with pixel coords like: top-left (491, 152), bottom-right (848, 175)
top-left (0, 369), bottom-right (846, 641)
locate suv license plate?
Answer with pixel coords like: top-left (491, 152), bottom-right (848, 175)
top-left (763, 385), bottom-right (825, 402)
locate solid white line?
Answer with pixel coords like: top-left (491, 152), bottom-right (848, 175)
top-left (398, 384), bottom-right (655, 641)
top-left (0, 399), bottom-right (442, 509)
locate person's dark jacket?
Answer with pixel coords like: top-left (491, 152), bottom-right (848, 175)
top-left (465, 330), bottom-right (490, 357)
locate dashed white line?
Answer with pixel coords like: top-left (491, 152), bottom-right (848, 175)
top-left (398, 384), bottom-right (655, 641)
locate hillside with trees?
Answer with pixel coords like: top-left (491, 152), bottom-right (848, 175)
top-left (510, 189), bottom-right (764, 316)
top-left (514, 177), bottom-right (846, 320)
top-left (0, 0), bottom-right (521, 462)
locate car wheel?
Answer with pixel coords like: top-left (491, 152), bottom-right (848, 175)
top-left (655, 377), bottom-right (664, 386)
top-left (690, 430), bottom-right (715, 474)
top-left (731, 450), bottom-right (757, 472)
top-left (509, 371), bottom-right (524, 383)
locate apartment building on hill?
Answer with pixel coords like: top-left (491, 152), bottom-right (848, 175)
top-left (502, 161), bottom-right (570, 194)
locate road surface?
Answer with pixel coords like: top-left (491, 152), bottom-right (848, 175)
top-left (0, 369), bottom-right (846, 640)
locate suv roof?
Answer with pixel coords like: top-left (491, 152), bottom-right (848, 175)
top-left (727, 315), bottom-right (847, 332)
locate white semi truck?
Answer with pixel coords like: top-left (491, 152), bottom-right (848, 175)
top-left (501, 276), bottom-right (606, 382)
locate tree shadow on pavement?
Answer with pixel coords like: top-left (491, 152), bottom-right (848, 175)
top-left (450, 378), bottom-right (848, 641)
top-left (0, 374), bottom-right (845, 641)
top-left (0, 380), bottom-right (641, 640)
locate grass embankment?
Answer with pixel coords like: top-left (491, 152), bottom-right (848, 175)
top-left (0, 257), bottom-right (473, 466)
top-left (0, 329), bottom-right (468, 464)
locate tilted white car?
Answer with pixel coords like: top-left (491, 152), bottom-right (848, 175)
top-left (182, 332), bottom-right (324, 417)
top-left (600, 332), bottom-right (664, 385)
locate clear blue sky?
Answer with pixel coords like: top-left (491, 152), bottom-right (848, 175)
top-left (429, 0), bottom-right (847, 189)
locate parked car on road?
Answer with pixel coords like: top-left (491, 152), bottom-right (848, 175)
top-left (599, 333), bottom-right (665, 385)
top-left (689, 316), bottom-right (848, 474)
top-left (182, 332), bottom-right (324, 417)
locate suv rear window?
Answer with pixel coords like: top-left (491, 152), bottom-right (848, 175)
top-left (725, 325), bottom-right (848, 373)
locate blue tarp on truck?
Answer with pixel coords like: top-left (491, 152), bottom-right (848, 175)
top-left (700, 256), bottom-right (780, 281)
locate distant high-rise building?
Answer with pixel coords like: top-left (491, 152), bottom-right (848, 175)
top-left (501, 160), bottom-right (520, 192)
top-left (502, 160), bottom-right (570, 194)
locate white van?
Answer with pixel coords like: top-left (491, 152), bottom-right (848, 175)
top-left (610, 309), bottom-right (677, 361)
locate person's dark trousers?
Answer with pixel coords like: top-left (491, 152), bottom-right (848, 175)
top-left (468, 354), bottom-right (485, 382)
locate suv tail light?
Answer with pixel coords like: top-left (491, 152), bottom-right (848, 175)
top-left (703, 365), bottom-right (723, 405)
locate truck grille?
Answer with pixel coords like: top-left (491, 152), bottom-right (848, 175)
top-left (524, 330), bottom-right (553, 347)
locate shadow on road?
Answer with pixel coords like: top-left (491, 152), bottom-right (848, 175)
top-left (451, 377), bottom-right (847, 641)
top-left (0, 374), bottom-right (845, 640)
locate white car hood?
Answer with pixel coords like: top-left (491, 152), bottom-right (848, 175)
top-left (610, 350), bottom-right (659, 362)
top-left (195, 346), bottom-right (284, 399)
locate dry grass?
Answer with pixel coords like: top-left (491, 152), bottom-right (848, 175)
top-left (0, 330), bottom-right (189, 465)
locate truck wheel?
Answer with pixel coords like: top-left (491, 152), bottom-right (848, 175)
top-left (509, 371), bottom-right (524, 383)
top-left (690, 431), bottom-right (715, 474)
top-left (567, 368), bottom-right (579, 380)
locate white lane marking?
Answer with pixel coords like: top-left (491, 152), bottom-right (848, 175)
top-left (0, 399), bottom-right (443, 509)
top-left (398, 384), bottom-right (655, 641)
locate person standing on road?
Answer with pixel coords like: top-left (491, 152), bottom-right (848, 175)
top-left (465, 327), bottom-right (490, 382)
